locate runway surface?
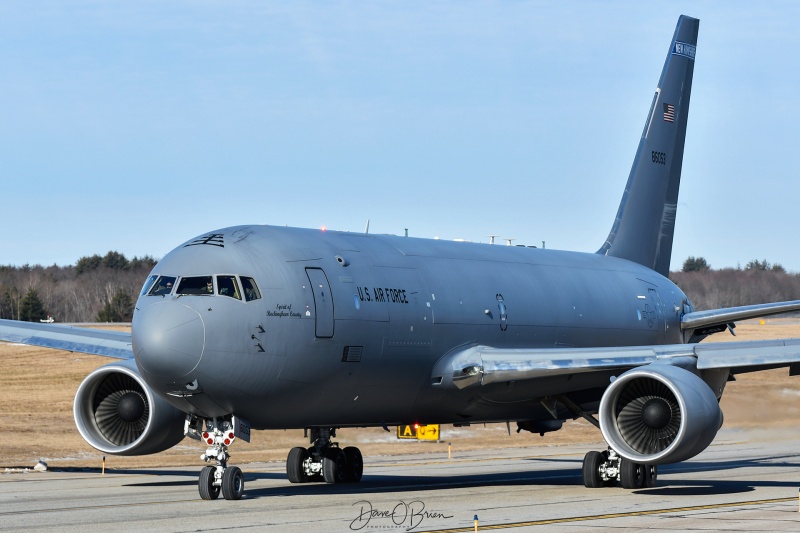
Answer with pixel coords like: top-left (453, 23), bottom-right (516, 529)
top-left (2, 426), bottom-right (800, 532)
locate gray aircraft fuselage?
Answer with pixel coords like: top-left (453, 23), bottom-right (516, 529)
top-left (133, 224), bottom-right (688, 429)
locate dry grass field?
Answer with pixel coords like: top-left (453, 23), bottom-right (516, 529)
top-left (2, 320), bottom-right (799, 470)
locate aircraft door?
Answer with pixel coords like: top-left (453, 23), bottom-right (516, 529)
top-left (306, 268), bottom-right (334, 338)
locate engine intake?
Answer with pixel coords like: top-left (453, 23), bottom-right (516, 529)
top-left (74, 359), bottom-right (186, 455)
top-left (599, 363), bottom-right (722, 465)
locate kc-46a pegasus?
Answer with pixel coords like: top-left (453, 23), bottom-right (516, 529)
top-left (4, 15), bottom-right (800, 500)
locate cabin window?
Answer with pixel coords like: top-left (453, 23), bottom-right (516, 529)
top-left (241, 276), bottom-right (261, 301)
top-left (149, 275), bottom-right (176, 296)
top-left (217, 275), bottom-right (241, 300)
top-left (177, 276), bottom-right (214, 295)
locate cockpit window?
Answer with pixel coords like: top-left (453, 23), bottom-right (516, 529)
top-left (141, 275), bottom-right (158, 296)
top-left (241, 276), bottom-right (261, 301)
top-left (177, 276), bottom-right (214, 295)
top-left (149, 275), bottom-right (176, 296)
top-left (154, 274), bottom-right (259, 300)
top-left (217, 275), bottom-right (241, 300)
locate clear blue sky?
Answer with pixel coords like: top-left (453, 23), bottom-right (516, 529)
top-left (3, 2), bottom-right (799, 271)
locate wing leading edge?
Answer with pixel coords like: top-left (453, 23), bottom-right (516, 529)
top-left (681, 300), bottom-right (800, 342)
top-left (432, 338), bottom-right (800, 390)
top-left (0, 319), bottom-right (133, 360)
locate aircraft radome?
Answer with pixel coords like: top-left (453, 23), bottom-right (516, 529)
top-left (4, 14), bottom-right (800, 500)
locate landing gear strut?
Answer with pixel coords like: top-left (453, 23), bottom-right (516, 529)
top-left (286, 428), bottom-right (363, 484)
top-left (189, 417), bottom-right (245, 500)
top-left (582, 448), bottom-right (657, 489)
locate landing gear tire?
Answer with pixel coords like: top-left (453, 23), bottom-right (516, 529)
top-left (643, 464), bottom-right (658, 488)
top-left (222, 466), bottom-right (244, 500)
top-left (199, 466), bottom-right (220, 500)
top-left (323, 448), bottom-right (348, 483)
top-left (287, 447), bottom-right (310, 483)
top-left (620, 458), bottom-right (644, 489)
top-left (582, 450), bottom-right (604, 488)
top-left (343, 446), bottom-right (363, 482)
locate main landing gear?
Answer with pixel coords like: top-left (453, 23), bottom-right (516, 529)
top-left (582, 448), bottom-right (657, 489)
top-left (188, 417), bottom-right (245, 500)
top-left (286, 428), bottom-right (363, 484)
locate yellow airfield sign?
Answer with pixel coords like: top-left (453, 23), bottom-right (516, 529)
top-left (397, 424), bottom-right (440, 441)
top-left (416, 424), bottom-right (440, 441)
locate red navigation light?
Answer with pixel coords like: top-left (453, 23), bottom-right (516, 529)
top-left (321, 226), bottom-right (327, 232)
top-left (202, 432), bottom-right (209, 439)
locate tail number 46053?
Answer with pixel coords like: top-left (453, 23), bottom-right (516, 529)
top-left (651, 151), bottom-right (667, 165)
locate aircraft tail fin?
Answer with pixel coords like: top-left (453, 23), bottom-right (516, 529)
top-left (597, 15), bottom-right (699, 276)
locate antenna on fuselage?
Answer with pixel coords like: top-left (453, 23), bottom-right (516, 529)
top-left (487, 235), bottom-right (499, 245)
top-left (364, 220), bottom-right (370, 234)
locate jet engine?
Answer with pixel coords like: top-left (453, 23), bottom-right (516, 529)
top-left (599, 363), bottom-right (722, 465)
top-left (73, 359), bottom-right (186, 455)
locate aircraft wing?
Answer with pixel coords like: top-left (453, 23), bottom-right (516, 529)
top-left (681, 300), bottom-right (800, 341)
top-left (0, 318), bottom-right (133, 360)
top-left (433, 338), bottom-right (800, 389)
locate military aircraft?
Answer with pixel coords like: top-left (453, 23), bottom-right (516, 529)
top-left (3, 14), bottom-right (800, 501)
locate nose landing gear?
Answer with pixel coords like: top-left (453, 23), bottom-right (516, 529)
top-left (188, 416), bottom-right (246, 500)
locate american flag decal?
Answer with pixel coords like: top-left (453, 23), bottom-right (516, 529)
top-left (663, 103), bottom-right (675, 123)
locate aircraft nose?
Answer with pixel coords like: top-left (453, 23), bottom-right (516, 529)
top-left (133, 302), bottom-right (205, 380)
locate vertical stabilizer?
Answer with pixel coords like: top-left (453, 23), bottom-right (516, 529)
top-left (597, 15), bottom-right (698, 276)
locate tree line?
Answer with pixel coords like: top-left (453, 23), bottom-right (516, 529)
top-left (671, 256), bottom-right (800, 310)
top-left (0, 252), bottom-right (156, 323)
top-left (1, 252), bottom-right (797, 322)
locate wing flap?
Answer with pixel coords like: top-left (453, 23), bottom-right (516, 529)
top-left (0, 319), bottom-right (133, 360)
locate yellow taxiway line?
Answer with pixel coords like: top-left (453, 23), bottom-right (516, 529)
top-left (421, 496), bottom-right (796, 532)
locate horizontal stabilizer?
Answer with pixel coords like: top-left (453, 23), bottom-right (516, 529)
top-left (0, 319), bottom-right (133, 360)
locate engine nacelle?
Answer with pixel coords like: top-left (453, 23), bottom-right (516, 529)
top-left (599, 363), bottom-right (722, 465)
top-left (73, 359), bottom-right (186, 456)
